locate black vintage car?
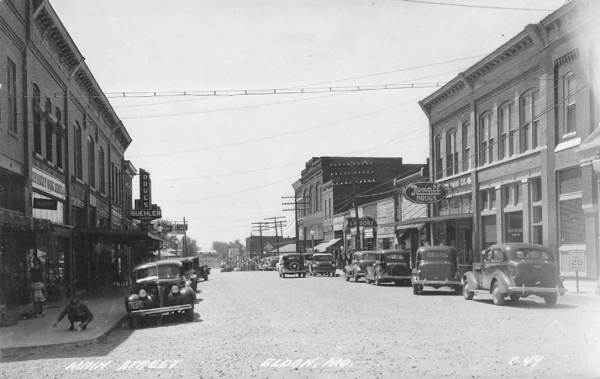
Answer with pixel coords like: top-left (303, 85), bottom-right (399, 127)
top-left (365, 250), bottom-right (411, 286)
top-left (412, 246), bottom-right (463, 295)
top-left (177, 257), bottom-right (200, 291)
top-left (462, 243), bottom-right (566, 306)
top-left (278, 253), bottom-right (307, 278)
top-left (309, 253), bottom-right (336, 276)
top-left (125, 260), bottom-right (196, 328)
top-left (345, 251), bottom-right (377, 282)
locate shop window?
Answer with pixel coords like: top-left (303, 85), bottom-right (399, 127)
top-left (558, 167), bottom-right (584, 245)
top-left (505, 211), bottom-right (523, 242)
top-left (482, 215), bottom-right (497, 249)
top-left (530, 177), bottom-right (543, 245)
top-left (446, 128), bottom-right (458, 176)
top-left (462, 122), bottom-right (470, 171)
top-left (32, 84), bottom-right (42, 154)
top-left (6, 58), bottom-right (17, 134)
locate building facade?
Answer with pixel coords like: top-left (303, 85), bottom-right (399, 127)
top-left (0, 0), bottom-right (142, 307)
top-left (420, 0), bottom-right (600, 278)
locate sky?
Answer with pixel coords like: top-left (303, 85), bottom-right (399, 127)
top-left (50, 0), bottom-right (567, 250)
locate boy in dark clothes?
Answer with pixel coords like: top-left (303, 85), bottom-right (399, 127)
top-left (53, 298), bottom-right (94, 331)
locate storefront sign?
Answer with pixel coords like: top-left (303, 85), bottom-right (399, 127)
top-left (89, 194), bottom-right (97, 208)
top-left (364, 228), bottom-right (374, 239)
top-left (404, 182), bottom-right (448, 204)
top-left (172, 223), bottom-right (188, 234)
top-left (333, 216), bottom-right (346, 231)
top-left (346, 217), bottom-right (377, 228)
top-left (33, 198), bottom-right (57, 210)
top-left (139, 169), bottom-right (152, 209)
top-left (130, 208), bottom-right (162, 221)
top-left (71, 197), bottom-right (85, 208)
top-left (32, 167), bottom-right (66, 200)
top-left (568, 251), bottom-right (586, 272)
top-left (446, 176), bottom-right (472, 190)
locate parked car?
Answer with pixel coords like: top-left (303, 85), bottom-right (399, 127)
top-left (265, 256), bottom-right (279, 271)
top-left (278, 253), bottom-right (307, 278)
top-left (462, 243), bottom-right (566, 306)
top-left (365, 250), bottom-right (411, 286)
top-left (124, 260), bottom-right (195, 328)
top-left (345, 251), bottom-right (377, 282)
top-left (309, 253), bottom-right (336, 276)
top-left (176, 256), bottom-right (200, 291)
top-left (221, 266), bottom-right (233, 272)
top-left (411, 246), bottom-right (463, 295)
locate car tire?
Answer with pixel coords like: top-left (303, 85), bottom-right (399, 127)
top-left (544, 293), bottom-right (558, 306)
top-left (282, 273), bottom-right (285, 278)
top-left (412, 284), bottom-right (420, 295)
top-left (509, 294), bottom-right (520, 304)
top-left (375, 275), bottom-right (381, 286)
top-left (354, 273), bottom-right (359, 282)
top-left (492, 282), bottom-right (505, 306)
top-left (345, 274), bottom-right (350, 281)
top-left (185, 306), bottom-right (194, 321)
top-left (463, 282), bottom-right (474, 300)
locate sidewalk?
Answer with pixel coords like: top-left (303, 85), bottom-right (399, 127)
top-left (0, 287), bottom-right (128, 352)
top-left (562, 278), bottom-right (599, 297)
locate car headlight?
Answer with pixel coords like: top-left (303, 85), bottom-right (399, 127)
top-left (138, 289), bottom-right (147, 298)
top-left (171, 285), bottom-right (180, 294)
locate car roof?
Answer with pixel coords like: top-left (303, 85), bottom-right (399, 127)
top-left (416, 246), bottom-right (457, 253)
top-left (488, 243), bottom-right (549, 251)
top-left (381, 250), bottom-right (409, 254)
top-left (133, 259), bottom-right (182, 270)
top-left (313, 253), bottom-right (332, 256)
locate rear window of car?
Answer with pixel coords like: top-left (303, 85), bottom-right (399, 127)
top-left (313, 255), bottom-right (332, 261)
top-left (422, 251), bottom-right (452, 260)
top-left (512, 248), bottom-right (552, 261)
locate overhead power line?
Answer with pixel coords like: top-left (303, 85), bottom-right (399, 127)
top-left (392, 0), bottom-right (553, 12)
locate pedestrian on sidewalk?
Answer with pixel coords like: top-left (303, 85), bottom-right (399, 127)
top-left (52, 298), bottom-right (94, 331)
top-left (30, 257), bottom-right (46, 317)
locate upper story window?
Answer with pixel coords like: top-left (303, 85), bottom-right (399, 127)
top-left (480, 188), bottom-right (496, 211)
top-left (55, 108), bottom-right (63, 169)
top-left (32, 84), bottom-right (42, 155)
top-left (98, 147), bottom-right (105, 194)
top-left (315, 182), bottom-right (321, 212)
top-left (74, 122), bottom-right (83, 179)
top-left (563, 71), bottom-right (577, 137)
top-left (461, 122), bottom-right (470, 171)
top-left (445, 129), bottom-right (458, 176)
top-left (434, 135), bottom-right (442, 179)
top-left (503, 182), bottom-right (520, 207)
top-left (45, 99), bottom-right (53, 163)
top-left (88, 137), bottom-right (95, 188)
top-left (479, 112), bottom-right (493, 166)
top-left (519, 90), bottom-right (538, 152)
top-left (6, 58), bottom-right (18, 134)
top-left (498, 102), bottom-right (513, 160)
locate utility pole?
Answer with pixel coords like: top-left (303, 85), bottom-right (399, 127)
top-left (265, 216), bottom-right (286, 255)
top-left (282, 195), bottom-right (310, 253)
top-left (251, 221), bottom-right (270, 258)
top-left (350, 162), bottom-right (361, 250)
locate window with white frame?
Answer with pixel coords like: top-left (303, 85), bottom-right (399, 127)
top-left (563, 71), bottom-right (577, 136)
top-left (519, 90), bottom-right (538, 153)
top-left (498, 102), bottom-right (512, 160)
top-left (479, 112), bottom-right (493, 165)
top-left (461, 122), bottom-right (470, 171)
top-left (530, 177), bottom-right (543, 244)
top-left (434, 135), bottom-right (442, 179)
top-left (446, 128), bottom-right (458, 176)
top-left (6, 58), bottom-right (17, 134)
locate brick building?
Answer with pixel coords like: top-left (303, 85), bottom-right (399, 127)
top-left (0, 0), bottom-right (148, 307)
top-left (419, 0), bottom-right (600, 277)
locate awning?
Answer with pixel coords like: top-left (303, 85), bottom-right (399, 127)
top-left (396, 223), bottom-right (425, 231)
top-left (313, 238), bottom-right (342, 252)
top-left (73, 228), bottom-right (164, 244)
top-left (271, 243), bottom-right (297, 253)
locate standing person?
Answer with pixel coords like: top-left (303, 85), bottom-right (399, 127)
top-left (30, 257), bottom-right (45, 317)
top-left (53, 298), bottom-right (94, 331)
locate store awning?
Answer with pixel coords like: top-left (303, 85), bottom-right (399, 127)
top-left (313, 238), bottom-right (342, 252)
top-left (396, 223), bottom-right (425, 231)
top-left (273, 243), bottom-right (298, 253)
top-left (73, 228), bottom-right (164, 244)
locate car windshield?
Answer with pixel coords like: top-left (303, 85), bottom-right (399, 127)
top-left (135, 266), bottom-right (158, 280)
top-left (362, 253), bottom-right (377, 261)
top-left (512, 248), bottom-right (552, 261)
top-left (313, 255), bottom-right (332, 261)
top-left (422, 251), bottom-right (453, 261)
top-left (384, 253), bottom-right (408, 261)
top-left (157, 264), bottom-right (181, 279)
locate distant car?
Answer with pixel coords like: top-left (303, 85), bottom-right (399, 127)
top-left (278, 253), bottom-right (307, 278)
top-left (462, 243), bottom-right (566, 306)
top-left (345, 251), bottom-right (377, 282)
top-left (221, 266), bottom-right (233, 272)
top-left (411, 246), bottom-right (463, 295)
top-left (309, 253), bottom-right (336, 276)
top-left (265, 256), bottom-right (279, 271)
top-left (365, 250), bottom-right (411, 286)
top-left (125, 260), bottom-right (195, 328)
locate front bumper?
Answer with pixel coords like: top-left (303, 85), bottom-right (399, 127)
top-left (129, 303), bottom-right (193, 316)
top-left (312, 266), bottom-right (335, 273)
top-left (507, 285), bottom-right (567, 295)
top-left (412, 278), bottom-right (462, 287)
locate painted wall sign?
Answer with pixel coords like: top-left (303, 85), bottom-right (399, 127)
top-left (139, 169), bottom-right (152, 209)
top-left (346, 217), bottom-right (377, 228)
top-left (130, 208), bottom-right (162, 220)
top-left (31, 167), bottom-right (66, 200)
top-left (404, 182), bottom-right (448, 204)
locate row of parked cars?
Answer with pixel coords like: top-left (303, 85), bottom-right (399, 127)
top-left (124, 256), bottom-right (210, 328)
top-left (344, 243), bottom-right (566, 306)
top-left (276, 253), bottom-right (337, 278)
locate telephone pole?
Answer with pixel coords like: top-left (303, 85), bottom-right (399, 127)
top-left (251, 221), bottom-right (270, 258)
top-left (282, 195), bottom-right (310, 253)
top-left (265, 216), bottom-right (286, 255)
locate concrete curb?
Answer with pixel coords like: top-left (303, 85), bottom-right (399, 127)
top-left (0, 314), bottom-right (127, 357)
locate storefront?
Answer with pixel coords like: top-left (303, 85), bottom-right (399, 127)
top-left (376, 198), bottom-right (396, 250)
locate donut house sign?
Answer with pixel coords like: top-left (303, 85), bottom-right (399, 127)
top-left (404, 182), bottom-right (449, 204)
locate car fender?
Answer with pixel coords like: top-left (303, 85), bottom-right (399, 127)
top-left (463, 271), bottom-right (480, 291)
top-left (365, 266), bottom-right (374, 279)
top-left (490, 271), bottom-right (511, 293)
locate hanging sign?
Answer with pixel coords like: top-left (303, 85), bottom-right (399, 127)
top-left (404, 182), bottom-right (449, 204)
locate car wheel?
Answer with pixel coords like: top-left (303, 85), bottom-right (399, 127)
top-left (509, 294), bottom-right (520, 304)
top-left (185, 306), bottom-right (194, 321)
top-left (463, 282), bottom-right (474, 300)
top-left (375, 275), bottom-right (381, 286)
top-left (492, 282), bottom-right (505, 306)
top-left (345, 274), bottom-right (350, 281)
top-left (282, 273), bottom-right (285, 278)
top-left (412, 284), bottom-right (420, 295)
top-left (544, 293), bottom-right (558, 306)
top-left (354, 273), bottom-right (359, 282)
